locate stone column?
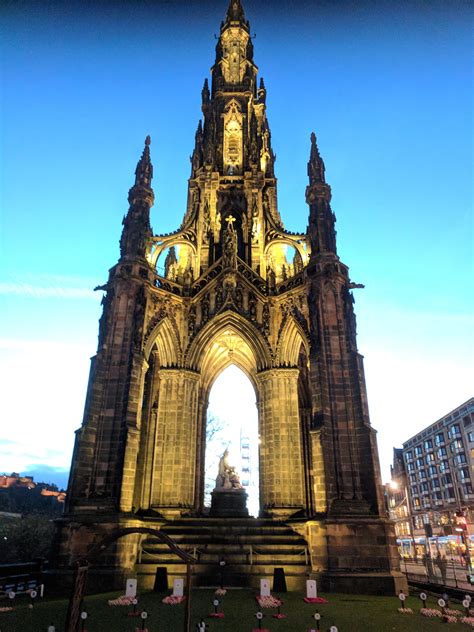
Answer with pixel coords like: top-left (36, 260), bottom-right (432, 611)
top-left (310, 429), bottom-right (327, 513)
top-left (150, 369), bottom-right (201, 518)
top-left (257, 368), bottom-right (305, 517)
top-left (119, 354), bottom-right (149, 512)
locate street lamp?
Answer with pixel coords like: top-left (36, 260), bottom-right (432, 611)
top-left (389, 479), bottom-right (417, 559)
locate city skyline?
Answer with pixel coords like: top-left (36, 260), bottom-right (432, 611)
top-left (1, 0), bottom-right (472, 490)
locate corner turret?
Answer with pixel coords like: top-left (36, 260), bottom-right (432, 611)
top-left (120, 136), bottom-right (154, 259)
top-left (306, 133), bottom-right (337, 257)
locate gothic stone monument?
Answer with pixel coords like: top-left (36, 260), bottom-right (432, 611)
top-left (55, 0), bottom-right (406, 594)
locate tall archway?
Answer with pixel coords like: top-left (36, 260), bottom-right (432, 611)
top-left (203, 365), bottom-right (259, 516)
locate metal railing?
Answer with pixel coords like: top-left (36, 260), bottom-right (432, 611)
top-left (400, 556), bottom-right (473, 592)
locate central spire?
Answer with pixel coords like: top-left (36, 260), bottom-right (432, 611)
top-left (213, 0), bottom-right (254, 90)
top-left (165, 0), bottom-right (284, 276)
top-left (224, 0), bottom-right (248, 30)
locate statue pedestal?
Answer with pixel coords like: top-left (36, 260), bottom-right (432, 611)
top-left (210, 489), bottom-right (249, 518)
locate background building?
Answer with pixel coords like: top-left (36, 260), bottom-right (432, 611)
top-left (388, 398), bottom-right (474, 558)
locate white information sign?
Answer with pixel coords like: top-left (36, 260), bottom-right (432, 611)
top-left (260, 579), bottom-right (270, 597)
top-left (307, 580), bottom-right (317, 599)
top-left (173, 578), bottom-right (184, 597)
top-left (125, 578), bottom-right (137, 598)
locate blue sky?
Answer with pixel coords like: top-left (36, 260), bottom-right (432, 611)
top-left (1, 0), bottom-right (472, 488)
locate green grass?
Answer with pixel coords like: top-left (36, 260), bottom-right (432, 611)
top-left (0, 589), bottom-right (471, 631)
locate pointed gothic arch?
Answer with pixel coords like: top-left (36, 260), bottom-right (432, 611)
top-left (202, 363), bottom-right (259, 513)
top-left (276, 314), bottom-right (310, 367)
top-left (185, 310), bottom-right (272, 374)
top-left (144, 316), bottom-right (181, 366)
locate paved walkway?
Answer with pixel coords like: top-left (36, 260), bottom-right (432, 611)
top-left (401, 557), bottom-right (473, 591)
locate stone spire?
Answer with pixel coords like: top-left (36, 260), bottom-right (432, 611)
top-left (201, 78), bottom-right (210, 105)
top-left (212, 0), bottom-right (255, 92)
top-left (133, 135), bottom-right (153, 188)
top-left (224, 0), bottom-right (249, 30)
top-left (306, 133), bottom-right (337, 257)
top-left (308, 132), bottom-right (325, 184)
top-left (120, 136), bottom-right (154, 259)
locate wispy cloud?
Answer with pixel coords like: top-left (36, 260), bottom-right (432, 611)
top-left (0, 273), bottom-right (102, 299)
top-left (0, 282), bottom-right (95, 299)
top-left (0, 338), bottom-right (94, 352)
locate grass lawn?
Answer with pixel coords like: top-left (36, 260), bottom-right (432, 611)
top-left (0, 588), bottom-right (472, 631)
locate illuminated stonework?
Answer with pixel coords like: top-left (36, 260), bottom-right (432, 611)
top-left (56, 0), bottom-right (406, 595)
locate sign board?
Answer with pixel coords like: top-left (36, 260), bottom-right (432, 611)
top-left (260, 579), bottom-right (270, 597)
top-left (125, 578), bottom-right (137, 598)
top-left (306, 580), bottom-right (317, 599)
top-left (173, 578), bottom-right (184, 597)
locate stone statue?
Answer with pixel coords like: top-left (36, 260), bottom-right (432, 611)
top-left (222, 215), bottom-right (238, 268)
top-left (215, 449), bottom-right (243, 491)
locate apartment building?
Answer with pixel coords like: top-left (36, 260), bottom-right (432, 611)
top-left (387, 398), bottom-right (473, 557)
top-left (399, 398), bottom-right (474, 541)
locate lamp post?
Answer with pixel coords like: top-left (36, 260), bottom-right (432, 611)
top-left (389, 480), bottom-right (418, 560)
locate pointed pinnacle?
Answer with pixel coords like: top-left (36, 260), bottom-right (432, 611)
top-left (227, 0), bottom-right (246, 23)
top-left (308, 132), bottom-right (325, 184)
top-left (202, 77), bottom-right (210, 103)
top-left (135, 135), bottom-right (153, 187)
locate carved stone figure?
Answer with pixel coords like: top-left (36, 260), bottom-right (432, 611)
top-left (215, 286), bottom-right (223, 310)
top-left (201, 293), bottom-right (210, 322)
top-left (222, 215), bottom-right (238, 268)
top-left (188, 305), bottom-right (196, 337)
top-left (248, 293), bottom-right (257, 322)
top-left (215, 449), bottom-right (243, 490)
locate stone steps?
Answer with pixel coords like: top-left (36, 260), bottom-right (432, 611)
top-left (143, 543), bottom-right (306, 554)
top-left (135, 517), bottom-right (311, 591)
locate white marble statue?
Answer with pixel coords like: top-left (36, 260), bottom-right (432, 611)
top-left (215, 449), bottom-right (243, 490)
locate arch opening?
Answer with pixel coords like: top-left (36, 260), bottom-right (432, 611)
top-left (155, 244), bottom-right (195, 281)
top-left (203, 365), bottom-right (259, 517)
top-left (266, 242), bottom-right (303, 283)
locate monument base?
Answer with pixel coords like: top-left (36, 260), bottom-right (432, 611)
top-left (210, 489), bottom-right (249, 517)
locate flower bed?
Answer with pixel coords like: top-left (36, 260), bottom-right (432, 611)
top-left (460, 616), bottom-right (474, 627)
top-left (304, 597), bottom-right (328, 604)
top-left (420, 608), bottom-right (442, 618)
top-left (214, 588), bottom-right (227, 597)
top-left (162, 595), bottom-right (185, 605)
top-left (398, 607), bottom-right (413, 614)
top-left (108, 595), bottom-right (136, 606)
top-left (256, 595), bottom-right (282, 608)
